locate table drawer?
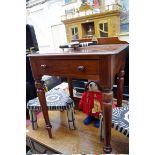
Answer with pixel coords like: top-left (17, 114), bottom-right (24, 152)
top-left (33, 59), bottom-right (99, 76)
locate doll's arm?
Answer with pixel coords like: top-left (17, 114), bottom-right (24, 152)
top-left (79, 92), bottom-right (87, 109)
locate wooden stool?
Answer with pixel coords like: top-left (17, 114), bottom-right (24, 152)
top-left (27, 88), bottom-right (76, 130)
top-left (100, 105), bottom-right (129, 139)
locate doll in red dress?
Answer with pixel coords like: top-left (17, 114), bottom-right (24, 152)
top-left (79, 81), bottom-right (103, 128)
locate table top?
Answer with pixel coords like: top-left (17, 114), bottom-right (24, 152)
top-left (28, 44), bottom-right (129, 57)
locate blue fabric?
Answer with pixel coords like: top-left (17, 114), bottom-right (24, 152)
top-left (94, 119), bottom-right (100, 128)
top-left (83, 115), bottom-right (95, 125)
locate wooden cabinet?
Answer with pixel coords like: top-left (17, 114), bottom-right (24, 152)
top-left (62, 10), bottom-right (121, 42)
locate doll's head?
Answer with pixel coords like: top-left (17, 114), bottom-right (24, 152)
top-left (85, 81), bottom-right (102, 92)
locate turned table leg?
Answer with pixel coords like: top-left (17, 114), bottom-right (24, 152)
top-left (116, 69), bottom-right (125, 107)
top-left (102, 90), bottom-right (113, 153)
top-left (67, 78), bottom-right (73, 99)
top-left (35, 81), bottom-right (52, 138)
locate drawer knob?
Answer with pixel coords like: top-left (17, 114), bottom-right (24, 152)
top-left (40, 64), bottom-right (47, 69)
top-left (77, 66), bottom-right (85, 72)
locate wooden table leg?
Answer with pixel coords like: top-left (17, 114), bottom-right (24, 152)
top-left (102, 90), bottom-right (113, 153)
top-left (116, 69), bottom-right (125, 107)
top-left (67, 78), bottom-right (79, 111)
top-left (35, 80), bottom-right (52, 138)
top-left (67, 78), bottom-right (73, 99)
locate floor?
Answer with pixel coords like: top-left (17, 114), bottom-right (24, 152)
top-left (26, 110), bottom-right (129, 154)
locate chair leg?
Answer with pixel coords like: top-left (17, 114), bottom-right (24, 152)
top-left (99, 113), bottom-right (104, 140)
top-left (67, 108), bottom-right (76, 130)
top-left (29, 110), bottom-right (38, 130)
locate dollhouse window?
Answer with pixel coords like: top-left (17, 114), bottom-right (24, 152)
top-left (71, 27), bottom-right (79, 40)
top-left (99, 23), bottom-right (108, 37)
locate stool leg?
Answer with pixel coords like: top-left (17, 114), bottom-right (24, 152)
top-left (67, 108), bottom-right (76, 130)
top-left (29, 110), bottom-right (38, 130)
top-left (99, 113), bottom-right (104, 140)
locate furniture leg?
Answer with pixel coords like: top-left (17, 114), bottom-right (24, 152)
top-left (102, 90), bottom-right (113, 153)
top-left (116, 69), bottom-right (125, 107)
top-left (67, 107), bottom-right (76, 129)
top-left (35, 81), bottom-right (52, 138)
top-left (67, 78), bottom-right (77, 111)
top-left (99, 113), bottom-right (104, 140)
top-left (67, 78), bottom-right (73, 99)
top-left (29, 110), bottom-right (38, 130)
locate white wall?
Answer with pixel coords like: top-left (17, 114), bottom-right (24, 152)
top-left (26, 0), bottom-right (67, 52)
top-left (51, 24), bottom-right (67, 49)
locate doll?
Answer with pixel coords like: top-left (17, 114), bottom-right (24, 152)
top-left (79, 81), bottom-right (103, 128)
